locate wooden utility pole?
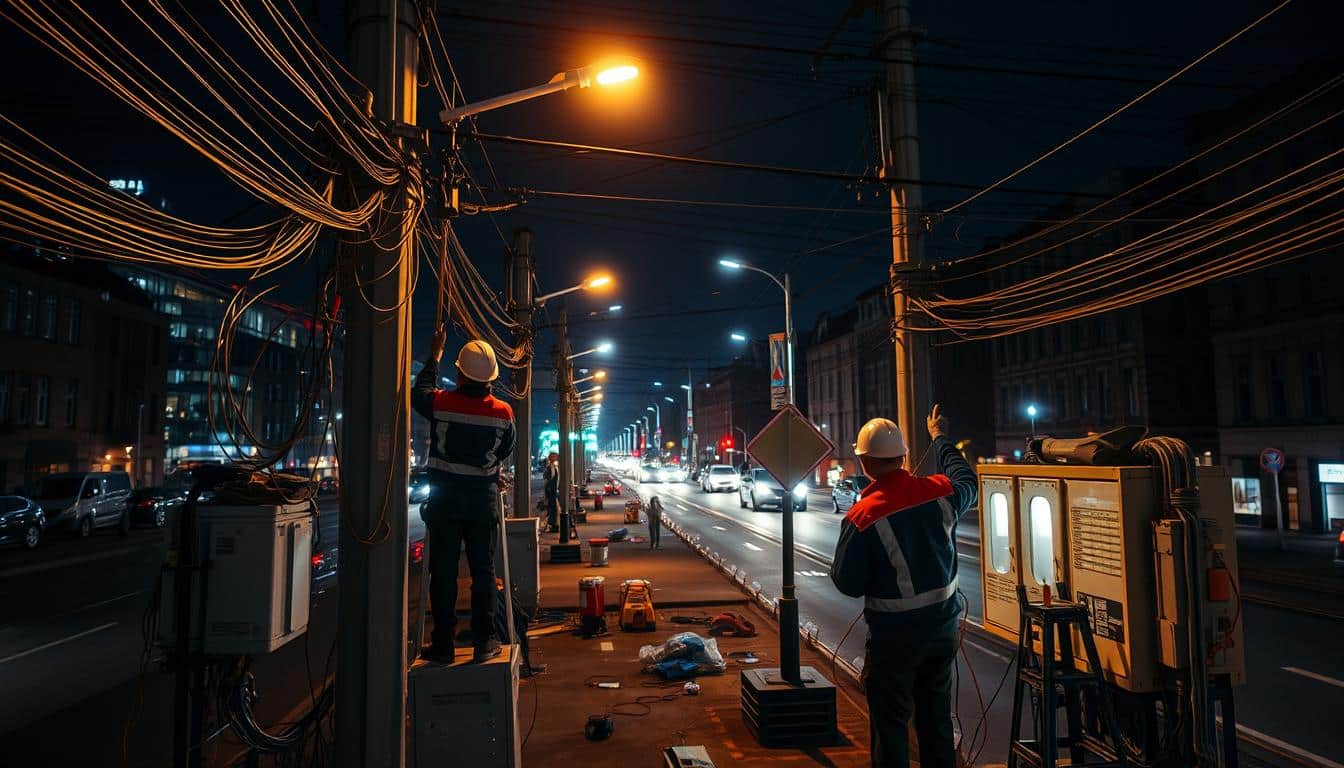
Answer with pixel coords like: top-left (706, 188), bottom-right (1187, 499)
top-left (509, 228), bottom-right (534, 518)
top-left (338, 0), bottom-right (417, 765)
top-left (880, 0), bottom-right (933, 465)
top-left (554, 308), bottom-right (574, 543)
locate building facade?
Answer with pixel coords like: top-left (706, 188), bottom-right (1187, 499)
top-left (693, 341), bottom-right (771, 469)
top-left (0, 251), bottom-right (167, 491)
top-left (806, 307), bottom-right (860, 479)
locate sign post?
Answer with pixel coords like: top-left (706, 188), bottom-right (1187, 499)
top-left (1260, 447), bottom-right (1285, 550)
top-left (768, 333), bottom-right (788, 411)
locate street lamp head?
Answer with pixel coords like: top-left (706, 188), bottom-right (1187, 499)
top-left (608, 304), bottom-right (623, 312)
top-left (647, 406), bottom-right (655, 413)
top-left (718, 258), bottom-right (743, 270)
top-left (596, 341), bottom-right (614, 353)
top-left (595, 64), bottom-right (639, 86)
top-left (680, 384), bottom-right (691, 391)
top-left (653, 381), bottom-right (663, 387)
top-left (593, 370), bottom-right (607, 380)
top-left (664, 396), bottom-right (674, 403)
top-left (1027, 404), bottom-right (1038, 418)
top-left (730, 332), bottom-right (747, 342)
top-left (586, 274), bottom-right (613, 290)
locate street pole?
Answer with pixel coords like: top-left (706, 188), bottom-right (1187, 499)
top-left (686, 368), bottom-right (695, 465)
top-left (881, 0), bottom-right (933, 467)
top-left (510, 228), bottom-right (534, 519)
top-left (784, 273), bottom-right (795, 406)
top-left (555, 308), bottom-right (573, 543)
top-left (338, 1), bottom-right (415, 765)
top-left (135, 402), bottom-right (144, 485)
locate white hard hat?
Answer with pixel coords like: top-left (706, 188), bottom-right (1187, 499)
top-left (854, 418), bottom-right (907, 458)
top-left (456, 339), bottom-right (499, 382)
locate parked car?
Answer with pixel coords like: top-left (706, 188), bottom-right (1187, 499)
top-left (32, 471), bottom-right (133, 537)
top-left (738, 468), bottom-right (808, 511)
top-left (830, 475), bottom-right (869, 514)
top-left (1335, 529), bottom-right (1344, 567)
top-left (0, 496), bottom-right (45, 549)
top-left (638, 463), bottom-right (662, 483)
top-left (125, 486), bottom-right (184, 528)
top-left (701, 465), bottom-right (741, 493)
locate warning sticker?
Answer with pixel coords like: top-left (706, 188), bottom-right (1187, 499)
top-left (1077, 591), bottom-right (1125, 644)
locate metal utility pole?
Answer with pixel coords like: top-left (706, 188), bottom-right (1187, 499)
top-left (555, 308), bottom-right (573, 543)
top-left (880, 0), bottom-right (933, 465)
top-left (509, 228), bottom-right (534, 519)
top-left (338, 1), bottom-right (415, 765)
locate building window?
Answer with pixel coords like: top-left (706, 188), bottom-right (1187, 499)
top-left (66, 299), bottom-right (81, 344)
top-left (1232, 477), bottom-right (1260, 517)
top-left (41, 295), bottom-right (58, 340)
top-left (65, 380), bottom-right (78, 427)
top-left (21, 289), bottom-right (37, 336)
top-left (15, 375), bottom-right (31, 425)
top-left (34, 376), bottom-right (49, 426)
top-left (1124, 367), bottom-right (1141, 417)
top-left (1303, 350), bottom-right (1326, 418)
top-left (1097, 370), bottom-right (1112, 419)
top-left (1233, 358), bottom-right (1253, 422)
top-left (1075, 373), bottom-right (1089, 416)
top-left (1, 283), bottom-right (16, 331)
top-left (0, 373), bottom-right (8, 423)
top-left (1267, 353), bottom-right (1287, 419)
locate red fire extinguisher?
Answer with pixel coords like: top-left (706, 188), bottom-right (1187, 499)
top-left (579, 576), bottom-right (607, 636)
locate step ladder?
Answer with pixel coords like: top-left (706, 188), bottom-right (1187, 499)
top-left (1008, 585), bottom-right (1128, 768)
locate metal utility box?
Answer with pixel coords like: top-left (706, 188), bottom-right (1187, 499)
top-left (409, 644), bottom-right (521, 768)
top-left (975, 465), bottom-right (1244, 692)
top-left (159, 503), bottom-right (313, 655)
top-left (494, 517), bottom-right (540, 614)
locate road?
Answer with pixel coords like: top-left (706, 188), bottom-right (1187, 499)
top-left (0, 497), bottom-right (424, 765)
top-left (626, 476), bottom-right (1344, 767)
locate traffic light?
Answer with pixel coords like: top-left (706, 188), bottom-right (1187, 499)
top-left (722, 436), bottom-right (733, 449)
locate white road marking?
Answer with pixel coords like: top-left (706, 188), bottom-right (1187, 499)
top-left (742, 542), bottom-right (763, 552)
top-left (76, 591), bottom-right (142, 612)
top-left (1282, 666), bottom-right (1344, 690)
top-left (0, 543), bottom-right (158, 579)
top-left (963, 638), bottom-right (1011, 663)
top-left (0, 622), bottom-right (118, 665)
top-left (712, 525), bottom-right (727, 531)
top-left (1219, 718), bottom-right (1344, 768)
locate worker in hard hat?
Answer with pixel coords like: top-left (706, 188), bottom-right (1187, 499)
top-left (412, 329), bottom-right (516, 664)
top-left (543, 452), bottom-right (560, 532)
top-left (829, 405), bottom-right (977, 768)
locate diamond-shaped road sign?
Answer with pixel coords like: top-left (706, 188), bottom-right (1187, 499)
top-left (746, 405), bottom-right (835, 490)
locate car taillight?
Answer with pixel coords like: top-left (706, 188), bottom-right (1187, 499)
top-left (411, 540), bottom-right (425, 564)
top-left (138, 499), bottom-right (155, 508)
top-left (312, 552), bottom-right (325, 568)
top-left (1338, 530), bottom-right (1344, 545)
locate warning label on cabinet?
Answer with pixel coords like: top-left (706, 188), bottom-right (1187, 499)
top-left (1077, 591), bottom-right (1125, 644)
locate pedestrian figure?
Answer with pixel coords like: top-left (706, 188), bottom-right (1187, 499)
top-left (413, 329), bottom-right (516, 664)
top-left (543, 452), bottom-right (560, 532)
top-left (829, 405), bottom-right (978, 768)
top-left (647, 495), bottom-right (663, 549)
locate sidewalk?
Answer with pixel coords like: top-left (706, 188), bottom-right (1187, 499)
top-left (513, 490), bottom-right (874, 767)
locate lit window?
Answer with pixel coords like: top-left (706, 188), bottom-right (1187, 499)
top-left (989, 492), bottom-right (1011, 575)
top-left (1028, 495), bottom-right (1054, 586)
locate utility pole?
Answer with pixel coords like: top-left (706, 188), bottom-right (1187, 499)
top-left (555, 308), bottom-right (573, 543)
top-left (881, 0), bottom-right (933, 465)
top-left (509, 227), bottom-right (534, 519)
top-left (338, 1), bottom-right (415, 766)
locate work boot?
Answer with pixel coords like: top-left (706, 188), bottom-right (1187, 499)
top-left (420, 643), bottom-right (456, 664)
top-left (473, 639), bottom-right (502, 663)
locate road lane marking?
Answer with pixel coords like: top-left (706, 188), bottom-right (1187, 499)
top-left (1220, 718), bottom-right (1344, 768)
top-left (743, 542), bottom-right (763, 552)
top-left (963, 638), bottom-right (1011, 663)
top-left (0, 542), bottom-right (159, 579)
top-left (76, 591), bottom-right (143, 612)
top-left (1283, 666), bottom-right (1344, 690)
top-left (0, 622), bottom-right (118, 665)
top-left (712, 525), bottom-right (727, 531)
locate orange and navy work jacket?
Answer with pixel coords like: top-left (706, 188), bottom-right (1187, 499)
top-left (829, 437), bottom-right (977, 634)
top-left (412, 358), bottom-right (515, 488)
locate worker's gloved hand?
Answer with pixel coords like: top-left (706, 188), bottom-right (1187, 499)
top-left (428, 326), bottom-right (446, 362)
top-left (927, 403), bottom-right (948, 441)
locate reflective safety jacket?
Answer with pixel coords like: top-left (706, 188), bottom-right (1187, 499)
top-left (412, 358), bottom-right (516, 489)
top-left (829, 437), bottom-right (978, 634)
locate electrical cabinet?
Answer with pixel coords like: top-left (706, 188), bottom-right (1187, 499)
top-left (975, 465), bottom-right (1244, 692)
top-left (410, 645), bottom-right (521, 768)
top-left (159, 503), bottom-right (313, 655)
top-left (494, 517), bottom-right (540, 614)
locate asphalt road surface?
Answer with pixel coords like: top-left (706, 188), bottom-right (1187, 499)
top-left (628, 476), bottom-right (1344, 768)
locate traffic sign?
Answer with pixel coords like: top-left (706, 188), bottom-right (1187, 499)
top-left (1259, 447), bottom-right (1284, 474)
top-left (746, 405), bottom-right (835, 489)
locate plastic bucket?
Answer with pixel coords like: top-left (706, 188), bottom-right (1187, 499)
top-left (589, 537), bottom-right (610, 567)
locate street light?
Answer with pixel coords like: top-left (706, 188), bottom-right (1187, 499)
top-left (720, 258), bottom-right (793, 405)
top-left (1027, 403), bottom-right (1038, 435)
top-left (653, 381), bottom-right (663, 387)
top-left (647, 404), bottom-right (661, 447)
top-left (439, 62), bottom-right (640, 124)
top-left (568, 341), bottom-right (614, 360)
top-left (536, 273), bottom-right (615, 305)
top-left (729, 331), bottom-right (748, 343)
top-left (608, 304), bottom-right (623, 312)
top-left (573, 370), bottom-right (607, 385)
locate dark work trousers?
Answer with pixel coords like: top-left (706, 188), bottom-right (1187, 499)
top-left (647, 507), bottom-right (662, 548)
top-left (862, 620), bottom-right (959, 768)
top-left (423, 484), bottom-right (498, 650)
top-left (545, 493), bottom-right (559, 529)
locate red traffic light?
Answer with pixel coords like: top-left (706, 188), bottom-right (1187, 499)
top-left (722, 437), bottom-right (733, 448)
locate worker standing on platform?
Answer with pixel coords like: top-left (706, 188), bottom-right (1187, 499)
top-left (413, 329), bottom-right (516, 664)
top-left (828, 405), bottom-right (977, 768)
top-left (544, 452), bottom-right (560, 532)
top-left (646, 494), bottom-right (663, 549)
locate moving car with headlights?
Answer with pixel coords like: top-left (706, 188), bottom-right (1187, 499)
top-left (658, 465), bottom-right (688, 483)
top-left (0, 496), bottom-right (45, 549)
top-left (1335, 529), bottom-right (1344, 568)
top-left (738, 468), bottom-right (808, 511)
top-left (126, 486), bottom-right (185, 528)
top-left (409, 468), bottom-right (432, 503)
top-left (32, 471), bottom-right (133, 537)
top-left (830, 474), bottom-right (869, 514)
top-left (701, 465), bottom-right (740, 493)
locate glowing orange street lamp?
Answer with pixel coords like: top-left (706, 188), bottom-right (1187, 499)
top-left (439, 63), bottom-right (640, 124)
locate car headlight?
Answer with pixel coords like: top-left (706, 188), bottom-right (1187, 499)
top-left (793, 483), bottom-right (808, 498)
top-left (758, 488), bottom-right (776, 499)
top-left (410, 485), bottom-right (430, 501)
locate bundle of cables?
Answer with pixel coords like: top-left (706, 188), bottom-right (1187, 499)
top-left (219, 659), bottom-right (332, 755)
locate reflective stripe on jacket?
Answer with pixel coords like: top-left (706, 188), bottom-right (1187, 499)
top-left (828, 437), bottom-right (978, 633)
top-left (412, 358), bottom-right (516, 488)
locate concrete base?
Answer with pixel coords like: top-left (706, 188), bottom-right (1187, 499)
top-left (740, 665), bottom-right (838, 748)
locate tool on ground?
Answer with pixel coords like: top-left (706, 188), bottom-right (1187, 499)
top-left (682, 681), bottom-right (701, 696)
top-left (619, 578), bottom-right (656, 632)
top-left (584, 713), bottom-right (614, 741)
top-left (579, 576), bottom-right (607, 637)
top-left (623, 498), bottom-right (642, 524)
top-left (606, 527), bottom-right (629, 542)
top-left (707, 612), bottom-right (757, 638)
top-left (593, 494), bottom-right (603, 510)
top-left (663, 745), bottom-right (716, 768)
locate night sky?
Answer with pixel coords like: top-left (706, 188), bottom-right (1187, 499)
top-left (3, 1), bottom-right (1336, 447)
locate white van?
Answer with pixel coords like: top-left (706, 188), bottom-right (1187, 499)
top-left (32, 471), bottom-right (134, 537)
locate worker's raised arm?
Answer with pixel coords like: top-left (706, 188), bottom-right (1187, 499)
top-left (412, 328), bottom-right (447, 420)
top-left (927, 405), bottom-right (977, 517)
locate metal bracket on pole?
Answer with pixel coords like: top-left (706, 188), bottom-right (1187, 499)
top-left (888, 262), bottom-right (935, 297)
